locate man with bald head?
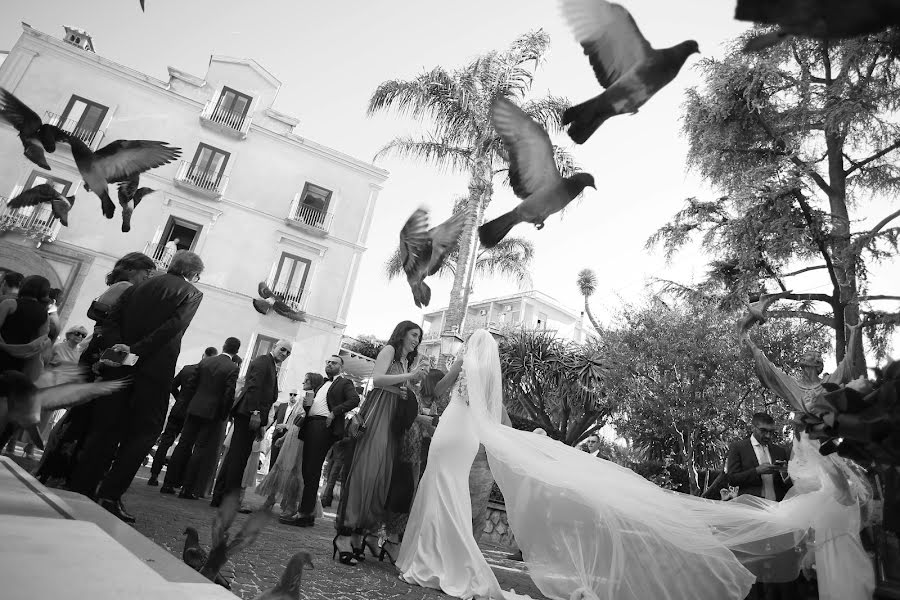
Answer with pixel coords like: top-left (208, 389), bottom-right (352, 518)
top-left (212, 339), bottom-right (292, 507)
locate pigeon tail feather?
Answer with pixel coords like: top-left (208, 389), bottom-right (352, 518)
top-left (743, 31), bottom-right (790, 52)
top-left (563, 96), bottom-right (614, 145)
top-left (411, 280), bottom-right (431, 308)
top-left (479, 210), bottom-right (523, 249)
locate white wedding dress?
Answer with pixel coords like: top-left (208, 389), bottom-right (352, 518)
top-left (398, 330), bottom-right (873, 600)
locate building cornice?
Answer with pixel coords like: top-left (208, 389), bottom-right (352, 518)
top-left (209, 55), bottom-right (281, 88)
top-left (264, 107), bottom-right (299, 128)
top-left (166, 66), bottom-right (205, 88)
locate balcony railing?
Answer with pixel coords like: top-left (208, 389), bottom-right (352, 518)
top-left (0, 195), bottom-right (62, 246)
top-left (144, 242), bottom-right (177, 271)
top-left (44, 112), bottom-right (104, 149)
top-left (266, 277), bottom-right (304, 311)
top-left (285, 193), bottom-right (333, 236)
top-left (199, 100), bottom-right (253, 138)
top-left (174, 161), bottom-right (229, 198)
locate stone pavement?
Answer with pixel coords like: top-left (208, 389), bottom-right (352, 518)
top-left (6, 451), bottom-right (548, 600)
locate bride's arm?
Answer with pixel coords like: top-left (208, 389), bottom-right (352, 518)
top-left (434, 357), bottom-right (463, 398)
top-left (372, 345), bottom-right (419, 387)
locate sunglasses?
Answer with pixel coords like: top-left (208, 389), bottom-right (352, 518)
top-left (289, 393), bottom-right (297, 397)
top-left (70, 332), bottom-right (86, 337)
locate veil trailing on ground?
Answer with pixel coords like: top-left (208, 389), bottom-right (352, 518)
top-left (461, 329), bottom-right (865, 600)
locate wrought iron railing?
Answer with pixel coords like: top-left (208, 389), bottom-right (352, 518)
top-left (0, 195), bottom-right (62, 245)
top-left (199, 98), bottom-right (253, 136)
top-left (266, 277), bottom-right (304, 309)
top-left (174, 161), bottom-right (229, 196)
top-left (44, 111), bottom-right (104, 148)
top-left (286, 193), bottom-right (333, 232)
top-left (144, 242), bottom-right (177, 271)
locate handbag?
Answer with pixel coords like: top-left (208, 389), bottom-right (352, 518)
top-left (86, 299), bottom-right (112, 322)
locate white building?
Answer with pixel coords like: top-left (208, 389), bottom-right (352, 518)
top-left (0, 23), bottom-right (388, 385)
top-left (418, 289), bottom-right (588, 360)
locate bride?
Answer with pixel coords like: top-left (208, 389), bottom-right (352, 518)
top-left (397, 329), bottom-right (872, 600)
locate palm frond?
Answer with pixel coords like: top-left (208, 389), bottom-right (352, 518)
top-left (384, 247), bottom-right (403, 280)
top-left (373, 137), bottom-right (474, 172)
top-left (474, 236), bottom-right (535, 286)
top-left (553, 145), bottom-right (579, 178)
top-left (520, 95), bottom-right (570, 135)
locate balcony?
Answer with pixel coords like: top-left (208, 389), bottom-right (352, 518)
top-left (284, 193), bottom-right (333, 237)
top-left (0, 195), bottom-right (62, 247)
top-left (143, 242), bottom-right (177, 271)
top-left (44, 112), bottom-right (105, 150)
top-left (173, 161), bottom-right (229, 199)
top-left (199, 100), bottom-right (252, 139)
top-left (266, 277), bottom-right (304, 311)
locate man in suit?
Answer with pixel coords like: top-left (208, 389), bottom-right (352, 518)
top-left (211, 339), bottom-right (292, 507)
top-left (287, 355), bottom-right (360, 527)
top-left (726, 413), bottom-right (792, 501)
top-left (147, 346), bottom-right (218, 486)
top-left (161, 337), bottom-right (241, 499)
top-left (70, 252), bottom-right (204, 523)
top-left (269, 389), bottom-right (299, 468)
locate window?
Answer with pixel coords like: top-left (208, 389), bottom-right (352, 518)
top-left (147, 217), bottom-right (202, 268)
top-left (59, 95), bottom-right (108, 143)
top-left (269, 252), bottom-right (311, 305)
top-left (187, 143), bottom-right (229, 189)
top-left (292, 182), bottom-right (332, 227)
top-left (250, 334), bottom-right (279, 362)
top-left (215, 87), bottom-right (253, 122)
top-left (538, 312), bottom-right (548, 329)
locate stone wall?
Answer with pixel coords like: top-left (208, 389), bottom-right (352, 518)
top-left (481, 501), bottom-right (518, 550)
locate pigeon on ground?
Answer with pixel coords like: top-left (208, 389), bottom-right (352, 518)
top-left (253, 552), bottom-right (314, 600)
top-left (7, 183), bottom-right (76, 227)
top-left (115, 173), bottom-right (156, 233)
top-left (737, 291), bottom-right (793, 333)
top-left (735, 0), bottom-right (900, 51)
top-left (559, 0), bottom-right (699, 144)
top-left (199, 491), bottom-right (273, 585)
top-left (479, 97), bottom-right (595, 248)
top-left (182, 527), bottom-right (231, 589)
top-left (399, 207), bottom-right (466, 308)
top-left (64, 135), bottom-right (180, 219)
top-left (0, 88), bottom-right (66, 170)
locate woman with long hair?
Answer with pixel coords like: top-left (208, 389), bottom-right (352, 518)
top-left (35, 252), bottom-right (156, 486)
top-left (332, 320), bottom-right (427, 566)
top-left (258, 372), bottom-right (325, 518)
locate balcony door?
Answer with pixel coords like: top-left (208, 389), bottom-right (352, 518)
top-left (270, 253), bottom-right (311, 305)
top-left (188, 143), bottom-right (229, 188)
top-left (60, 95), bottom-right (108, 143)
top-left (215, 87), bottom-right (252, 123)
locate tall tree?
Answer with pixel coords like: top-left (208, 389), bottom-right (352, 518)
top-left (576, 268), bottom-right (601, 333)
top-left (649, 30), bottom-right (900, 371)
top-left (368, 30), bottom-right (573, 344)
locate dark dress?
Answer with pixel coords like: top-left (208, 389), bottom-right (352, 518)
top-left (0, 297), bottom-right (48, 372)
top-left (335, 360), bottom-right (417, 535)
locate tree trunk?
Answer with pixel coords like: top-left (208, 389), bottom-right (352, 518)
top-left (583, 297), bottom-right (602, 333)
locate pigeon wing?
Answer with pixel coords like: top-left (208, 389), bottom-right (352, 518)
top-left (399, 208), bottom-right (433, 277)
top-left (7, 184), bottom-right (58, 209)
top-left (224, 510), bottom-right (272, 556)
top-left (92, 140), bottom-right (181, 182)
top-left (560, 0), bottom-right (653, 88)
top-left (183, 546), bottom-right (206, 571)
top-left (115, 173), bottom-right (140, 203)
top-left (34, 364), bottom-right (86, 388)
top-left (133, 188), bottom-right (155, 208)
top-left (33, 379), bottom-right (128, 412)
top-left (491, 97), bottom-right (560, 200)
top-left (0, 88), bottom-right (42, 136)
top-left (425, 210), bottom-right (466, 276)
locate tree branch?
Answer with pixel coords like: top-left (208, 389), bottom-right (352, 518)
top-left (790, 189), bottom-right (842, 293)
top-left (845, 139), bottom-right (900, 176)
top-left (850, 207), bottom-right (900, 256)
top-left (859, 295), bottom-right (900, 302)
top-left (752, 112), bottom-right (833, 195)
top-left (766, 310), bottom-right (836, 328)
top-left (782, 265), bottom-right (829, 277)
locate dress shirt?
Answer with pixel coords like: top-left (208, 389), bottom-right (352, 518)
top-left (308, 380), bottom-right (334, 417)
top-left (750, 435), bottom-right (777, 501)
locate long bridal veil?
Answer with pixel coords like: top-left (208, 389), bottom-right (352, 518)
top-left (462, 329), bottom-right (870, 600)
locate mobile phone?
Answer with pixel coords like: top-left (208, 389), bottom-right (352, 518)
top-left (100, 349), bottom-right (139, 366)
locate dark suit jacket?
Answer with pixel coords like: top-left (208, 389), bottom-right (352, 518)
top-left (270, 402), bottom-right (292, 440)
top-left (302, 376), bottom-right (360, 438)
top-left (104, 273), bottom-right (203, 379)
top-left (168, 363), bottom-right (199, 421)
top-left (726, 437), bottom-right (792, 500)
top-left (232, 353), bottom-right (278, 426)
top-left (183, 354), bottom-right (239, 421)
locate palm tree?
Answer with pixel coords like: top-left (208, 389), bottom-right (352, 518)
top-left (576, 268), bottom-right (601, 333)
top-left (368, 29), bottom-right (574, 345)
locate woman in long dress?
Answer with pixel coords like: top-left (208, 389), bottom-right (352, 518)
top-left (257, 372), bottom-right (324, 518)
top-left (332, 320), bottom-right (427, 565)
top-left (398, 329), bottom-right (865, 600)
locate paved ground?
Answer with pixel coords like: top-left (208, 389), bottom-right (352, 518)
top-left (6, 449), bottom-right (548, 600)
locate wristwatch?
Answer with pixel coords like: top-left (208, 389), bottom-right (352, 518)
top-left (251, 410), bottom-right (260, 416)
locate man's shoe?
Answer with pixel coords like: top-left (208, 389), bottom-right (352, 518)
top-left (320, 497), bottom-right (332, 508)
top-left (288, 514), bottom-right (314, 527)
top-left (238, 507), bottom-right (252, 514)
top-left (178, 492), bottom-right (198, 500)
top-left (98, 498), bottom-right (136, 524)
top-left (159, 485), bottom-right (177, 495)
top-left (147, 477), bottom-right (159, 487)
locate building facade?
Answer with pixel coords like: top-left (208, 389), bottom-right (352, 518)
top-left (0, 23), bottom-right (388, 386)
top-left (418, 289), bottom-right (587, 360)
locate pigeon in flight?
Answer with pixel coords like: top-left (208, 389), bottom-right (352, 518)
top-left (735, 0), bottom-right (900, 51)
top-left (737, 291), bottom-right (793, 333)
top-left (399, 207), bottom-right (466, 308)
top-left (199, 491), bottom-right (272, 585)
top-left (559, 0), bottom-right (699, 144)
top-left (253, 552), bottom-right (314, 600)
top-left (254, 282), bottom-right (307, 322)
top-left (7, 184), bottom-right (76, 227)
top-left (140, 0), bottom-right (146, 10)
top-left (65, 135), bottom-right (180, 219)
top-left (479, 97), bottom-right (595, 248)
top-left (115, 173), bottom-right (156, 233)
top-left (0, 88), bottom-right (66, 170)
top-left (181, 527), bottom-right (231, 589)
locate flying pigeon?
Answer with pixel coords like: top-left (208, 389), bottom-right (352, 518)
top-left (140, 0), bottom-right (146, 10)
top-left (115, 173), bottom-right (156, 233)
top-left (199, 491), bottom-right (272, 585)
top-left (7, 183), bottom-right (75, 227)
top-left (253, 282), bottom-right (306, 322)
top-left (736, 291), bottom-right (793, 333)
top-left (399, 207), bottom-right (466, 308)
top-left (735, 0), bottom-right (900, 51)
top-left (0, 88), bottom-right (66, 170)
top-left (559, 0), bottom-right (699, 144)
top-left (478, 97), bottom-right (595, 248)
top-left (182, 527), bottom-right (231, 589)
top-left (64, 135), bottom-right (180, 219)
top-left (253, 552), bottom-right (314, 600)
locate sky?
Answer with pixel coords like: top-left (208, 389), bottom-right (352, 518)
top-left (2, 0), bottom-right (898, 357)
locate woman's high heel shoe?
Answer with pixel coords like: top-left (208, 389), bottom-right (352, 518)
top-left (362, 535), bottom-right (381, 559)
top-left (332, 535), bottom-right (359, 566)
top-left (379, 539), bottom-right (399, 565)
top-left (351, 539), bottom-right (367, 562)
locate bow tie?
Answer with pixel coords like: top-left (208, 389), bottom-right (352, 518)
top-left (325, 377), bottom-right (336, 382)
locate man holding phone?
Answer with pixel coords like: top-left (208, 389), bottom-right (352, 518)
top-left (726, 412), bottom-right (792, 501)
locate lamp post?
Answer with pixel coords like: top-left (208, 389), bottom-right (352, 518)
top-left (439, 329), bottom-right (465, 371)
